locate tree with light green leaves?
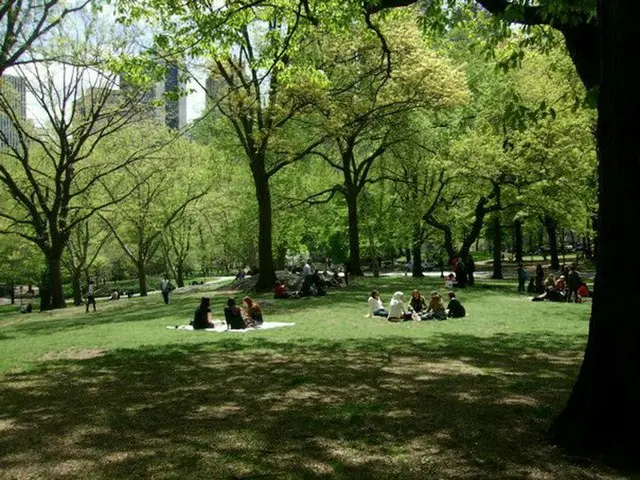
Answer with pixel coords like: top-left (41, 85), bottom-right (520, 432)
top-left (0, 20), bottom-right (169, 310)
top-left (99, 130), bottom-right (210, 296)
top-left (293, 12), bottom-right (468, 275)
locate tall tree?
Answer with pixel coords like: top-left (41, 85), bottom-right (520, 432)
top-left (369, 0), bottom-right (638, 467)
top-left (0, 24), bottom-right (165, 309)
top-left (100, 134), bottom-right (209, 296)
top-left (300, 14), bottom-right (468, 274)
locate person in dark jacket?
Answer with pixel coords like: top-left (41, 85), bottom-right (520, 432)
top-left (191, 297), bottom-right (215, 329)
top-left (224, 297), bottom-right (247, 330)
top-left (566, 265), bottom-right (583, 303)
top-left (466, 255), bottom-right (476, 286)
top-left (446, 292), bottom-right (466, 318)
top-left (535, 264), bottom-right (545, 294)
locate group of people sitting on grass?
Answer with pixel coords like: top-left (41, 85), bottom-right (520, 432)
top-left (531, 264), bottom-right (590, 303)
top-left (191, 295), bottom-right (264, 330)
top-left (367, 289), bottom-right (466, 321)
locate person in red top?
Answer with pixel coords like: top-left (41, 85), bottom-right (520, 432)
top-left (577, 283), bottom-right (590, 303)
top-left (273, 280), bottom-right (291, 299)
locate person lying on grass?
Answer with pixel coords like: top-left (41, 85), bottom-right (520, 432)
top-left (425, 291), bottom-right (447, 320)
top-left (242, 296), bottom-right (264, 326)
top-left (191, 297), bottom-right (216, 329)
top-left (387, 291), bottom-right (412, 322)
top-left (446, 292), bottom-right (466, 318)
top-left (367, 290), bottom-right (388, 318)
top-left (273, 280), bottom-right (292, 299)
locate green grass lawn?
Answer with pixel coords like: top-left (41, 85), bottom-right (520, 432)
top-left (0, 277), bottom-right (625, 479)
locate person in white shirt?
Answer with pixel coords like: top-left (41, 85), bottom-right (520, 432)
top-left (86, 280), bottom-right (96, 312)
top-left (302, 260), bottom-right (313, 277)
top-left (367, 290), bottom-right (388, 317)
top-left (387, 291), bottom-right (410, 321)
top-left (160, 276), bottom-right (172, 304)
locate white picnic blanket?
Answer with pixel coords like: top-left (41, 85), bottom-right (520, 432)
top-left (167, 322), bottom-right (295, 333)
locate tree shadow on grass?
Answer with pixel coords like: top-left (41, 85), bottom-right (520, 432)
top-left (0, 332), bottom-right (623, 479)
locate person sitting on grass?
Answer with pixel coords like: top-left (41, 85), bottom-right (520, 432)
top-left (425, 291), bottom-right (447, 320)
top-left (409, 289), bottom-right (428, 320)
top-left (445, 273), bottom-right (456, 291)
top-left (577, 283), bottom-right (590, 303)
top-left (387, 291), bottom-right (412, 322)
top-left (242, 296), bottom-right (264, 326)
top-left (367, 290), bottom-right (388, 318)
top-left (544, 274), bottom-right (557, 291)
top-left (191, 297), bottom-right (216, 330)
top-left (224, 297), bottom-right (247, 330)
top-left (273, 280), bottom-right (291, 299)
top-left (531, 284), bottom-right (566, 302)
top-left (446, 292), bottom-right (466, 318)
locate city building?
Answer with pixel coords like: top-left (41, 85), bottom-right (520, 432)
top-left (121, 65), bottom-right (187, 130)
top-left (0, 75), bottom-right (27, 150)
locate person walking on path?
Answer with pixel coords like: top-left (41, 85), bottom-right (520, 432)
top-left (86, 280), bottom-right (96, 312)
top-left (160, 275), bottom-right (173, 305)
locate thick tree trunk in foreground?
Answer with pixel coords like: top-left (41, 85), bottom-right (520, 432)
top-left (549, 1), bottom-right (640, 469)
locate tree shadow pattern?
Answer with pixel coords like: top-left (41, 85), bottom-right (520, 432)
top-left (0, 331), bottom-right (624, 479)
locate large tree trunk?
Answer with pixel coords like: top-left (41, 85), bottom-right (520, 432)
top-left (411, 225), bottom-right (424, 278)
top-left (72, 274), bottom-right (83, 306)
top-left (549, 1), bottom-right (640, 469)
top-left (514, 219), bottom-right (523, 263)
top-left (39, 262), bottom-right (51, 311)
top-left (490, 214), bottom-right (503, 280)
top-left (345, 190), bottom-right (363, 276)
top-left (137, 261), bottom-right (148, 297)
top-left (543, 215), bottom-right (560, 270)
top-left (176, 262), bottom-right (184, 288)
top-left (253, 169), bottom-right (277, 290)
top-left (47, 252), bottom-right (66, 309)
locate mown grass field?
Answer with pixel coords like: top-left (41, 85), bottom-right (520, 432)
top-left (0, 276), bottom-right (627, 479)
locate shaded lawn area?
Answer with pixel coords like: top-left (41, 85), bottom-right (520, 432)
top-left (0, 278), bottom-right (625, 479)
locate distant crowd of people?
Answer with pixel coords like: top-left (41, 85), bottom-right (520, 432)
top-left (525, 263), bottom-right (590, 303)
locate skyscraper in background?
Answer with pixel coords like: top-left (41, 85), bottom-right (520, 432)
top-left (162, 65), bottom-right (187, 130)
top-left (0, 75), bottom-right (27, 150)
top-left (120, 64), bottom-right (187, 130)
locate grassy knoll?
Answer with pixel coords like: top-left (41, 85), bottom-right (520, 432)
top-left (0, 276), bottom-right (626, 479)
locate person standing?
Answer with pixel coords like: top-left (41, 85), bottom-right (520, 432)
top-left (466, 255), bottom-right (476, 286)
top-left (567, 265), bottom-right (583, 303)
top-left (86, 280), bottom-right (96, 312)
top-left (160, 275), bottom-right (172, 305)
top-left (535, 264), bottom-right (544, 294)
top-left (517, 263), bottom-right (528, 293)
